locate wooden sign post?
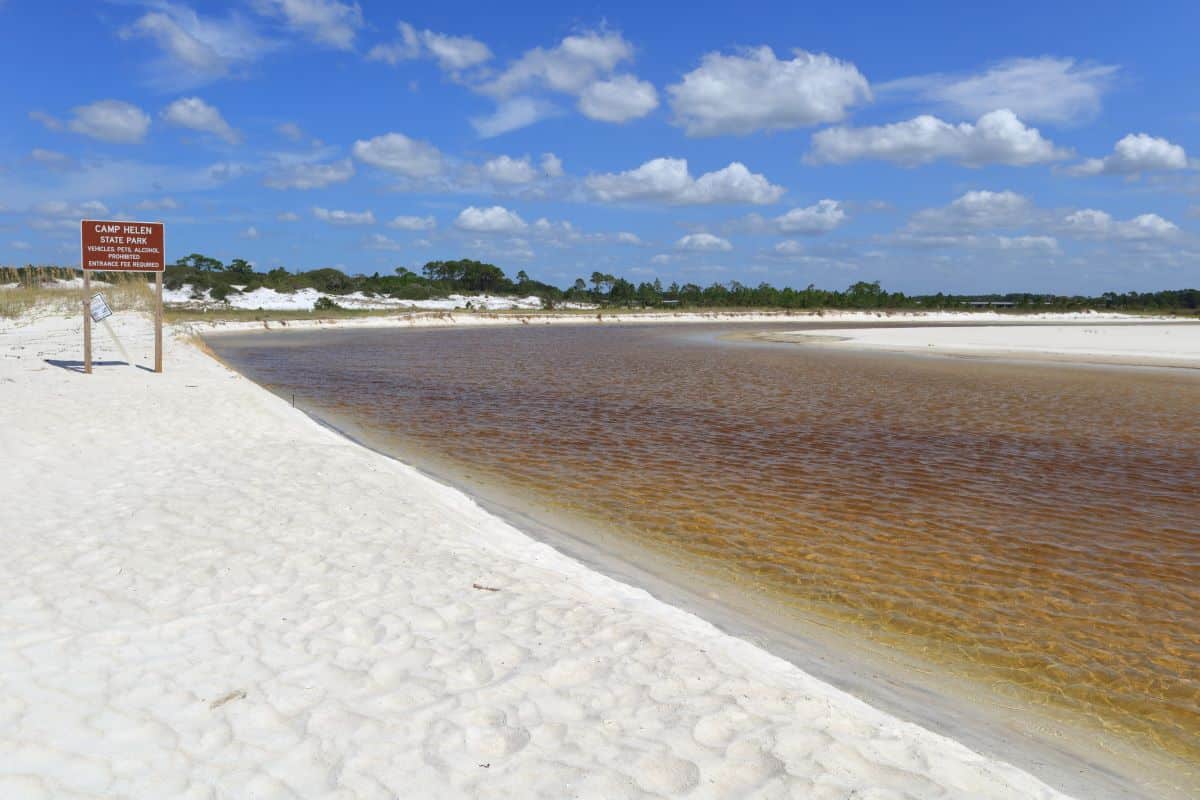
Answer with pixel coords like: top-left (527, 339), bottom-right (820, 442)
top-left (80, 220), bottom-right (166, 373)
top-left (83, 268), bottom-right (92, 374)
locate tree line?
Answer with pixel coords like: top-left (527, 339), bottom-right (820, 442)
top-left (8, 256), bottom-right (1198, 312)
top-left (164, 254), bottom-right (1200, 312)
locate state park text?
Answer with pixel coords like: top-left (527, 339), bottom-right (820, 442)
top-left (81, 220), bottom-right (165, 272)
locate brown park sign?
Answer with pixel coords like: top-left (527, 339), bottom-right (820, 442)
top-left (81, 219), bottom-right (165, 272)
top-left (79, 219), bottom-right (166, 374)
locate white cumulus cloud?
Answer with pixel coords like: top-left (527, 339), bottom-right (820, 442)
top-left (891, 232), bottom-right (1059, 252)
top-left (577, 75), bottom-right (659, 123)
top-left (264, 158), bottom-right (355, 189)
top-left (896, 192), bottom-right (1182, 255)
top-left (366, 233), bottom-right (403, 251)
top-left (472, 30), bottom-right (653, 133)
top-left (1067, 133), bottom-right (1189, 176)
top-left (455, 205), bottom-right (527, 233)
top-left (161, 97), bottom-right (241, 144)
top-left (540, 152), bottom-right (564, 177)
top-left (421, 29), bottom-right (492, 71)
top-left (312, 206), bottom-right (375, 225)
top-left (470, 97), bottom-right (558, 139)
top-left (586, 158), bottom-right (784, 205)
top-left (483, 30), bottom-right (633, 97)
top-left (668, 47), bottom-right (871, 136)
top-left (808, 110), bottom-right (1068, 167)
top-left (676, 233), bottom-right (733, 252)
top-left (276, 122), bottom-right (305, 141)
top-left (122, 5), bottom-right (271, 87)
top-left (367, 21), bottom-right (420, 64)
top-left (369, 22), bottom-right (491, 72)
top-left (482, 155), bottom-right (538, 184)
top-left (774, 199), bottom-right (847, 234)
top-left (67, 100), bottom-right (151, 144)
top-left (882, 57), bottom-right (1118, 125)
top-left (30, 148), bottom-right (71, 167)
top-left (352, 133), bottom-right (443, 178)
top-left (254, 0), bottom-right (362, 49)
top-left (387, 215), bottom-right (436, 230)
top-left (1061, 209), bottom-right (1179, 240)
top-left (907, 190), bottom-right (1033, 233)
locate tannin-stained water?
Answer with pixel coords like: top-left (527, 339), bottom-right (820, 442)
top-left (208, 323), bottom-right (1200, 768)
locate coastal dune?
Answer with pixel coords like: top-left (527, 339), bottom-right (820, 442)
top-left (0, 312), bottom-right (1075, 799)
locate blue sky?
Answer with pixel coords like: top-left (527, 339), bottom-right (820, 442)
top-left (1, 0), bottom-right (1197, 293)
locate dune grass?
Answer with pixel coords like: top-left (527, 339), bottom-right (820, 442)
top-left (1, 268), bottom-right (154, 320)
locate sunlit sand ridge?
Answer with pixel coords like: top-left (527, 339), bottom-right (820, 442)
top-left (209, 320), bottom-right (1200, 794)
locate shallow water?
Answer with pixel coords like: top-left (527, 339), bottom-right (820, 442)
top-left (209, 322), bottom-right (1200, 766)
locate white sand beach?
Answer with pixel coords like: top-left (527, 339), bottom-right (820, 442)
top-left (777, 322), bottom-right (1200, 365)
top-left (3, 309), bottom-right (1168, 799)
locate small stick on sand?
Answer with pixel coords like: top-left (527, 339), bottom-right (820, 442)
top-left (209, 689), bottom-right (247, 710)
